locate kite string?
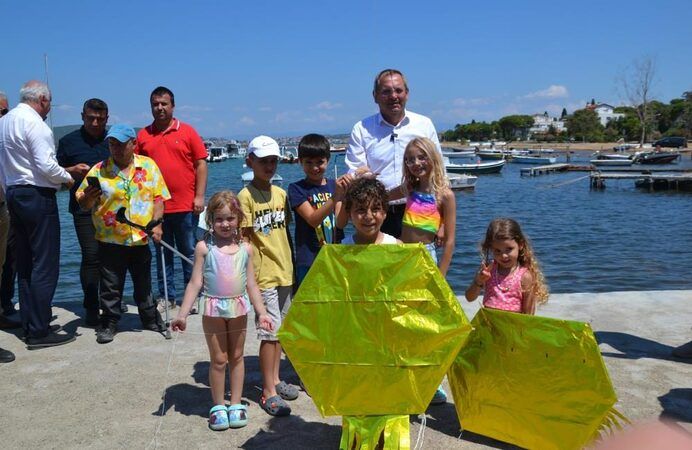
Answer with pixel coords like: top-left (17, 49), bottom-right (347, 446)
top-left (413, 414), bottom-right (427, 450)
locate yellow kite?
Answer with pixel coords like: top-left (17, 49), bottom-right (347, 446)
top-left (279, 244), bottom-right (472, 449)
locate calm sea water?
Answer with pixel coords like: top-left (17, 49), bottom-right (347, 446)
top-left (47, 152), bottom-right (691, 304)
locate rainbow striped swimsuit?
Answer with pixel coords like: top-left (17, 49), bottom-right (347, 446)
top-left (402, 191), bottom-right (441, 234)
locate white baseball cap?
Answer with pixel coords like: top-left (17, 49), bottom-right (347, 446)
top-left (247, 135), bottom-right (280, 158)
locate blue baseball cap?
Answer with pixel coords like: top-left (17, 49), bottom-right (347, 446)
top-left (106, 124), bottom-right (136, 143)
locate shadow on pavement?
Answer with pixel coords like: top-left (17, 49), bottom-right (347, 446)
top-left (241, 414), bottom-right (341, 449)
top-left (658, 388), bottom-right (692, 423)
top-left (595, 331), bottom-right (691, 364)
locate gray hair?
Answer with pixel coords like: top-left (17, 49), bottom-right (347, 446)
top-left (0, 91), bottom-right (7, 102)
top-left (19, 81), bottom-right (51, 104)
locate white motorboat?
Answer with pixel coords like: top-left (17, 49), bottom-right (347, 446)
top-left (226, 141), bottom-right (246, 159)
top-left (208, 146), bottom-right (227, 162)
top-left (445, 157), bottom-right (505, 174)
top-left (442, 151), bottom-right (476, 159)
top-left (512, 155), bottom-right (557, 164)
top-left (447, 173), bottom-right (477, 190)
top-left (241, 171), bottom-right (284, 186)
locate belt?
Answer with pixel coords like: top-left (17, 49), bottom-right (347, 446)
top-left (7, 184), bottom-right (57, 194)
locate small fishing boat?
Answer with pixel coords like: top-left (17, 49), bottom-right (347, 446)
top-left (633, 151), bottom-right (681, 165)
top-left (590, 153), bottom-right (634, 166)
top-left (512, 155), bottom-right (557, 164)
top-left (241, 171), bottom-right (284, 186)
top-left (445, 157), bottom-right (505, 174)
top-left (476, 149), bottom-right (508, 160)
top-left (442, 151), bottom-right (476, 159)
top-left (447, 173), bottom-right (477, 190)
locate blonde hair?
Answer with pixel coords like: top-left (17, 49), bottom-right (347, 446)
top-left (205, 191), bottom-right (244, 243)
top-left (481, 218), bottom-right (549, 304)
top-left (402, 137), bottom-right (449, 202)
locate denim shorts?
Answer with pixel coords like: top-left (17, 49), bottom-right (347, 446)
top-left (256, 286), bottom-right (293, 341)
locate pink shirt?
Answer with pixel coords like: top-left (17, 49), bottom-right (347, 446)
top-left (483, 262), bottom-right (527, 313)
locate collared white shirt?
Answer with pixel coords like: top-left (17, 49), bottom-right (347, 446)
top-left (346, 110), bottom-right (441, 204)
top-left (0, 103), bottom-right (71, 189)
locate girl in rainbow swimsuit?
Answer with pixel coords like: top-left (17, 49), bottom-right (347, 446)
top-left (172, 191), bottom-right (273, 430)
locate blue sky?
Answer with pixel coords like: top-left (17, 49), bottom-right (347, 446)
top-left (3, 0), bottom-right (691, 139)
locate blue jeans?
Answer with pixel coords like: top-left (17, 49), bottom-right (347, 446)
top-left (154, 212), bottom-right (197, 302)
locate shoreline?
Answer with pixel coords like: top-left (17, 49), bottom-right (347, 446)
top-left (441, 141), bottom-right (692, 154)
top-left (1, 289), bottom-right (690, 448)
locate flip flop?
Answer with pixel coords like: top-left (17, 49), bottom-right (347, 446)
top-left (260, 395), bottom-right (291, 416)
top-left (208, 405), bottom-right (229, 431)
top-left (227, 404), bottom-right (248, 428)
top-left (276, 381), bottom-right (299, 400)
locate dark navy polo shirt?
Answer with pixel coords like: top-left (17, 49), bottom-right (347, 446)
top-left (57, 127), bottom-right (110, 214)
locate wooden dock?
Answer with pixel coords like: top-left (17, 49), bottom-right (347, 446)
top-left (590, 171), bottom-right (692, 191)
top-left (520, 163), bottom-right (570, 176)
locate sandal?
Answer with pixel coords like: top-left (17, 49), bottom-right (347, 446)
top-left (260, 395), bottom-right (291, 416)
top-left (208, 405), bottom-right (229, 431)
top-left (276, 381), bottom-right (299, 400)
top-left (227, 403), bottom-right (248, 428)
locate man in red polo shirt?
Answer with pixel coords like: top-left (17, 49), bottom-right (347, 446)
top-left (136, 86), bottom-right (208, 311)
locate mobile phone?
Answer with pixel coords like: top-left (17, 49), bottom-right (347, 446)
top-left (86, 176), bottom-right (101, 190)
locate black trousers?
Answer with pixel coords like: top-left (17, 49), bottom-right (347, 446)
top-left (381, 204), bottom-right (406, 239)
top-left (6, 185), bottom-right (60, 338)
top-left (73, 212), bottom-right (100, 313)
top-left (0, 222), bottom-right (16, 313)
top-left (98, 242), bottom-right (159, 327)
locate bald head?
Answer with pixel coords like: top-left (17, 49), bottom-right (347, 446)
top-left (0, 91), bottom-right (8, 117)
top-left (19, 80), bottom-right (51, 120)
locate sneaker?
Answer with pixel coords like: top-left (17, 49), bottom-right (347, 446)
top-left (430, 385), bottom-right (448, 405)
top-left (96, 324), bottom-right (116, 344)
top-left (156, 298), bottom-right (176, 313)
top-left (26, 330), bottom-right (76, 350)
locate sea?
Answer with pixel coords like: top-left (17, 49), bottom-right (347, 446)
top-left (37, 151), bottom-right (692, 304)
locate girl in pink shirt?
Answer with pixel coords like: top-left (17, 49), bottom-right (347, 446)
top-left (465, 218), bottom-right (549, 314)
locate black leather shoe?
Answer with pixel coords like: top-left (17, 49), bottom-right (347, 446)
top-left (96, 324), bottom-right (116, 344)
top-left (26, 331), bottom-right (76, 350)
top-left (120, 302), bottom-right (128, 313)
top-left (0, 315), bottom-right (22, 329)
top-left (0, 347), bottom-right (15, 363)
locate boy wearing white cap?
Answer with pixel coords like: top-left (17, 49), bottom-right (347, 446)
top-left (238, 135), bottom-right (297, 416)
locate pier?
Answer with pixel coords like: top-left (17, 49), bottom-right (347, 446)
top-left (519, 163), bottom-right (594, 176)
top-left (590, 170), bottom-right (692, 190)
top-left (1, 290), bottom-right (690, 448)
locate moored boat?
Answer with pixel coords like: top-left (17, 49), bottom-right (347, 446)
top-left (633, 151), bottom-right (681, 165)
top-left (241, 171), bottom-right (284, 186)
top-left (445, 157), bottom-right (505, 174)
top-left (512, 155), bottom-right (557, 164)
top-left (447, 173), bottom-right (477, 190)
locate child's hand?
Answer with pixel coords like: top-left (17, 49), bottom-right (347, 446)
top-left (258, 313), bottom-right (274, 332)
top-left (171, 316), bottom-right (187, 332)
top-left (475, 262), bottom-right (491, 285)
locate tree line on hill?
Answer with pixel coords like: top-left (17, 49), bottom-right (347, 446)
top-left (441, 91), bottom-right (692, 144)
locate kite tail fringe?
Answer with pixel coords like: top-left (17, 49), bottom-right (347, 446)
top-left (591, 407), bottom-right (631, 443)
top-left (340, 415), bottom-right (410, 450)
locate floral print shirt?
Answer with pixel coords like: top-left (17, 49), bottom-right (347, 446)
top-left (76, 154), bottom-right (170, 246)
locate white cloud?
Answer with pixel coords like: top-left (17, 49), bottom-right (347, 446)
top-left (238, 116), bottom-right (256, 126)
top-left (258, 106), bottom-right (272, 112)
top-left (53, 104), bottom-right (74, 111)
top-left (451, 97), bottom-right (493, 107)
top-left (522, 85), bottom-right (569, 99)
top-left (177, 105), bottom-right (213, 112)
top-left (312, 101), bottom-right (342, 110)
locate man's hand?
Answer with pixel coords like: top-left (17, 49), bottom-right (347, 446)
top-left (66, 163), bottom-right (90, 178)
top-left (150, 224), bottom-right (163, 243)
top-left (77, 184), bottom-right (100, 209)
top-left (193, 195), bottom-right (205, 215)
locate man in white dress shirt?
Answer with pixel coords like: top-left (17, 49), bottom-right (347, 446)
top-left (0, 80), bottom-right (76, 349)
top-left (345, 69), bottom-right (442, 238)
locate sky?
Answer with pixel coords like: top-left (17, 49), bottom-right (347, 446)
top-left (3, 0), bottom-right (691, 139)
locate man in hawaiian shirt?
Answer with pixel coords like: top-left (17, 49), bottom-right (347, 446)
top-left (76, 124), bottom-right (170, 344)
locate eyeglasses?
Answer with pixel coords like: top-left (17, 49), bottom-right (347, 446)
top-left (0, 108), bottom-right (8, 116)
top-left (404, 154), bottom-right (429, 165)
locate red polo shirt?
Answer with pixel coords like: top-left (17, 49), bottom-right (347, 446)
top-left (136, 119), bottom-right (207, 213)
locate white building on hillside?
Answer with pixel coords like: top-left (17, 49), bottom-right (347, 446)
top-left (529, 112), bottom-right (566, 136)
top-left (589, 103), bottom-right (625, 127)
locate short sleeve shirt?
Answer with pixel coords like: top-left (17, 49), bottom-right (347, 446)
top-left (238, 184), bottom-right (293, 289)
top-left (135, 119), bottom-right (207, 213)
top-left (57, 127), bottom-right (110, 214)
top-left (288, 178), bottom-right (336, 268)
top-left (76, 154), bottom-right (170, 246)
